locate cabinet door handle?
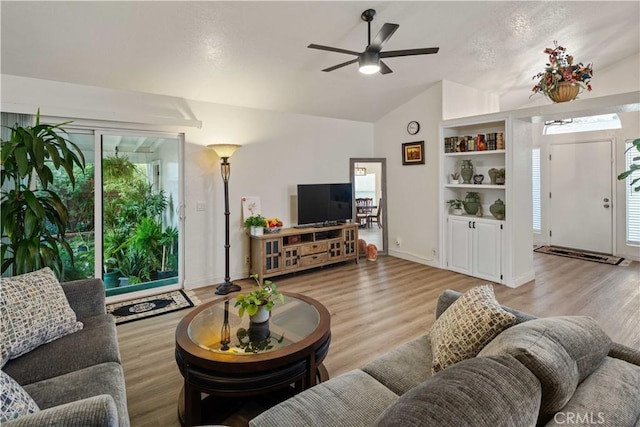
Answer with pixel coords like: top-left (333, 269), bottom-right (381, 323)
top-left (468, 221), bottom-right (472, 228)
top-left (473, 222), bottom-right (476, 229)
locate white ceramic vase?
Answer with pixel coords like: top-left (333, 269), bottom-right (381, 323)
top-left (250, 226), bottom-right (264, 236)
top-left (249, 305), bottom-right (270, 323)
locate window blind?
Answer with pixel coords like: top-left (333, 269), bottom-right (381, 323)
top-left (532, 148), bottom-right (541, 233)
top-left (625, 142), bottom-right (640, 245)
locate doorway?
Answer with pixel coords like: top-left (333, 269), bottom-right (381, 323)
top-left (548, 140), bottom-right (613, 254)
top-left (350, 158), bottom-right (387, 254)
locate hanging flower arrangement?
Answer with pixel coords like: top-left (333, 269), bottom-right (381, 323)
top-left (531, 41), bottom-right (593, 101)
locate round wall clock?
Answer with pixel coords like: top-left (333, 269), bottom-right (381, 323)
top-left (407, 121), bottom-right (420, 135)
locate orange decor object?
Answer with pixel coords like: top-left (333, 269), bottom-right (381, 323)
top-left (366, 244), bottom-right (378, 261)
top-left (358, 239), bottom-right (367, 257)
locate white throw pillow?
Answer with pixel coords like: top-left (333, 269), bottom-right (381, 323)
top-left (0, 370), bottom-right (39, 422)
top-left (1, 267), bottom-right (83, 367)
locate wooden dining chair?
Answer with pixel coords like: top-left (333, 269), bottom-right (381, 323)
top-left (368, 198), bottom-right (382, 228)
top-left (355, 198), bottom-right (368, 227)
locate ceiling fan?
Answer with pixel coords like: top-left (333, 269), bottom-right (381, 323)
top-left (308, 8), bottom-right (439, 75)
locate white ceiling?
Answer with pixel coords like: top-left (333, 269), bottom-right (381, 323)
top-left (2, 1), bottom-right (639, 123)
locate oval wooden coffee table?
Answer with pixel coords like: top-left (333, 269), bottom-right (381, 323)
top-left (175, 291), bottom-right (331, 426)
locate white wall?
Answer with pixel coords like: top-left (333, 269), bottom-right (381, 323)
top-left (1, 75), bottom-right (374, 289)
top-left (374, 82), bottom-right (443, 266)
top-left (442, 80), bottom-right (500, 120)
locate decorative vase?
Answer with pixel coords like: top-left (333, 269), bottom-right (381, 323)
top-left (460, 160), bottom-right (474, 184)
top-left (488, 168), bottom-right (498, 185)
top-left (463, 192), bottom-right (480, 215)
top-left (250, 226), bottom-right (263, 236)
top-left (452, 208), bottom-right (464, 216)
top-left (548, 82), bottom-right (580, 103)
top-left (358, 239), bottom-right (367, 257)
top-left (249, 305), bottom-right (270, 323)
top-left (248, 321), bottom-right (271, 341)
top-left (366, 244), bottom-right (378, 261)
top-left (490, 198), bottom-right (506, 220)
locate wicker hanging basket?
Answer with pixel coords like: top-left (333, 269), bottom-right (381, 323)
top-left (548, 82), bottom-right (580, 103)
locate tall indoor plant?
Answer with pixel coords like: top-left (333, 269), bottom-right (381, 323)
top-left (1, 111), bottom-right (85, 277)
top-left (618, 138), bottom-right (640, 192)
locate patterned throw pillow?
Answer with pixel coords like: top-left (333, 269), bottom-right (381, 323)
top-left (1, 267), bottom-right (83, 367)
top-left (0, 370), bottom-right (39, 422)
top-left (429, 285), bottom-right (516, 374)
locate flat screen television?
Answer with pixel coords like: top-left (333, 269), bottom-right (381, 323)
top-left (297, 183), bottom-right (353, 226)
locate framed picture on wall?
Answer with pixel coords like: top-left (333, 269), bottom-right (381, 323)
top-left (402, 141), bottom-right (425, 165)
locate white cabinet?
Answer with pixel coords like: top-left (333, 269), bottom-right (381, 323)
top-left (447, 216), bottom-right (502, 283)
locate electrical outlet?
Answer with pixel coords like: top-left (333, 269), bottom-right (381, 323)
top-left (395, 238), bottom-right (402, 247)
top-left (244, 255), bottom-right (250, 265)
top-left (196, 201), bottom-right (206, 212)
top-left (432, 248), bottom-right (437, 257)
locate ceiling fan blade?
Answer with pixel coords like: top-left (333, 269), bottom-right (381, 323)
top-left (322, 58), bottom-right (359, 72)
top-left (379, 61), bottom-right (393, 75)
top-left (380, 47), bottom-right (439, 58)
top-left (368, 23), bottom-right (399, 52)
top-left (308, 44), bottom-right (360, 56)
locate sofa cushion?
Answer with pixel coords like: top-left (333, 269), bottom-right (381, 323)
top-left (3, 314), bottom-right (120, 385)
top-left (362, 334), bottom-right (432, 395)
top-left (429, 285), bottom-right (516, 374)
top-left (478, 316), bottom-right (612, 418)
top-left (1, 267), bottom-right (83, 367)
top-left (23, 361), bottom-right (129, 427)
top-left (544, 357), bottom-right (640, 427)
top-left (249, 370), bottom-right (398, 427)
top-left (3, 395), bottom-right (118, 427)
top-left (0, 370), bottom-right (39, 423)
top-left (374, 355), bottom-right (542, 427)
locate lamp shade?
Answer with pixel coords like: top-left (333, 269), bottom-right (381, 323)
top-left (359, 51), bottom-right (380, 75)
top-left (208, 144), bottom-right (241, 159)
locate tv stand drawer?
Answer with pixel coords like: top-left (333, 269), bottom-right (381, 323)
top-left (300, 242), bottom-right (328, 256)
top-left (300, 253), bottom-right (328, 267)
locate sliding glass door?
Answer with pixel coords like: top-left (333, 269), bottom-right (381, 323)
top-left (98, 131), bottom-right (183, 297)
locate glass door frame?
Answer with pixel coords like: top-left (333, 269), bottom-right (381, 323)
top-left (93, 129), bottom-right (185, 302)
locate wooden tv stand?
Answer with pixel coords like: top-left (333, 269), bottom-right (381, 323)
top-left (249, 223), bottom-right (358, 282)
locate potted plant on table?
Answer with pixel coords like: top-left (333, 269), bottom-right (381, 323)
top-left (243, 215), bottom-right (267, 236)
top-left (235, 273), bottom-right (285, 323)
top-left (446, 199), bottom-right (465, 216)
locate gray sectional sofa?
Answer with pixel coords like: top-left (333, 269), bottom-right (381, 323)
top-left (2, 278), bottom-right (129, 427)
top-left (250, 289), bottom-right (640, 427)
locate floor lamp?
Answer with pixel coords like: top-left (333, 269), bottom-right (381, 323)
top-left (208, 144), bottom-right (241, 295)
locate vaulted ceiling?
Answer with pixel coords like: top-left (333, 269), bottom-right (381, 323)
top-left (2, 1), bottom-right (639, 122)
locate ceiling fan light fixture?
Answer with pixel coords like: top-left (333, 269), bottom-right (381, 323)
top-left (359, 51), bottom-right (380, 75)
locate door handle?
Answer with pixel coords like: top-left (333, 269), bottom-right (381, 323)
top-left (603, 198), bottom-right (609, 202)
top-left (603, 204), bottom-right (610, 208)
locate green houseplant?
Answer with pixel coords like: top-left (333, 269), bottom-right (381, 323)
top-left (1, 111), bottom-right (85, 277)
top-left (243, 215), bottom-right (267, 236)
top-left (446, 199), bottom-right (464, 215)
top-left (618, 138), bottom-right (640, 192)
top-left (235, 273), bottom-right (284, 321)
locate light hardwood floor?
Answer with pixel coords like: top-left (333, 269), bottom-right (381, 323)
top-left (118, 253), bottom-right (639, 427)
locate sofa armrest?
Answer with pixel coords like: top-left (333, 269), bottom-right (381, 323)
top-left (62, 278), bottom-right (106, 319)
top-left (608, 342), bottom-right (640, 366)
top-left (3, 395), bottom-right (119, 427)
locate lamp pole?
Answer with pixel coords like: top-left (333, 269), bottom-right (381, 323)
top-left (208, 144), bottom-right (241, 295)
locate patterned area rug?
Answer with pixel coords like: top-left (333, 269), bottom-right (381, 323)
top-left (534, 246), bottom-right (624, 265)
top-left (107, 290), bottom-right (200, 324)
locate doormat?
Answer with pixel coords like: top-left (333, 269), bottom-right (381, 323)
top-left (534, 246), bottom-right (624, 265)
top-left (107, 290), bottom-right (200, 325)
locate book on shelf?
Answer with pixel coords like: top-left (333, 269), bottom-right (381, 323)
top-left (443, 132), bottom-right (505, 152)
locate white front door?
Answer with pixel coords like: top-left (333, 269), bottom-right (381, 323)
top-left (549, 141), bottom-right (613, 254)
